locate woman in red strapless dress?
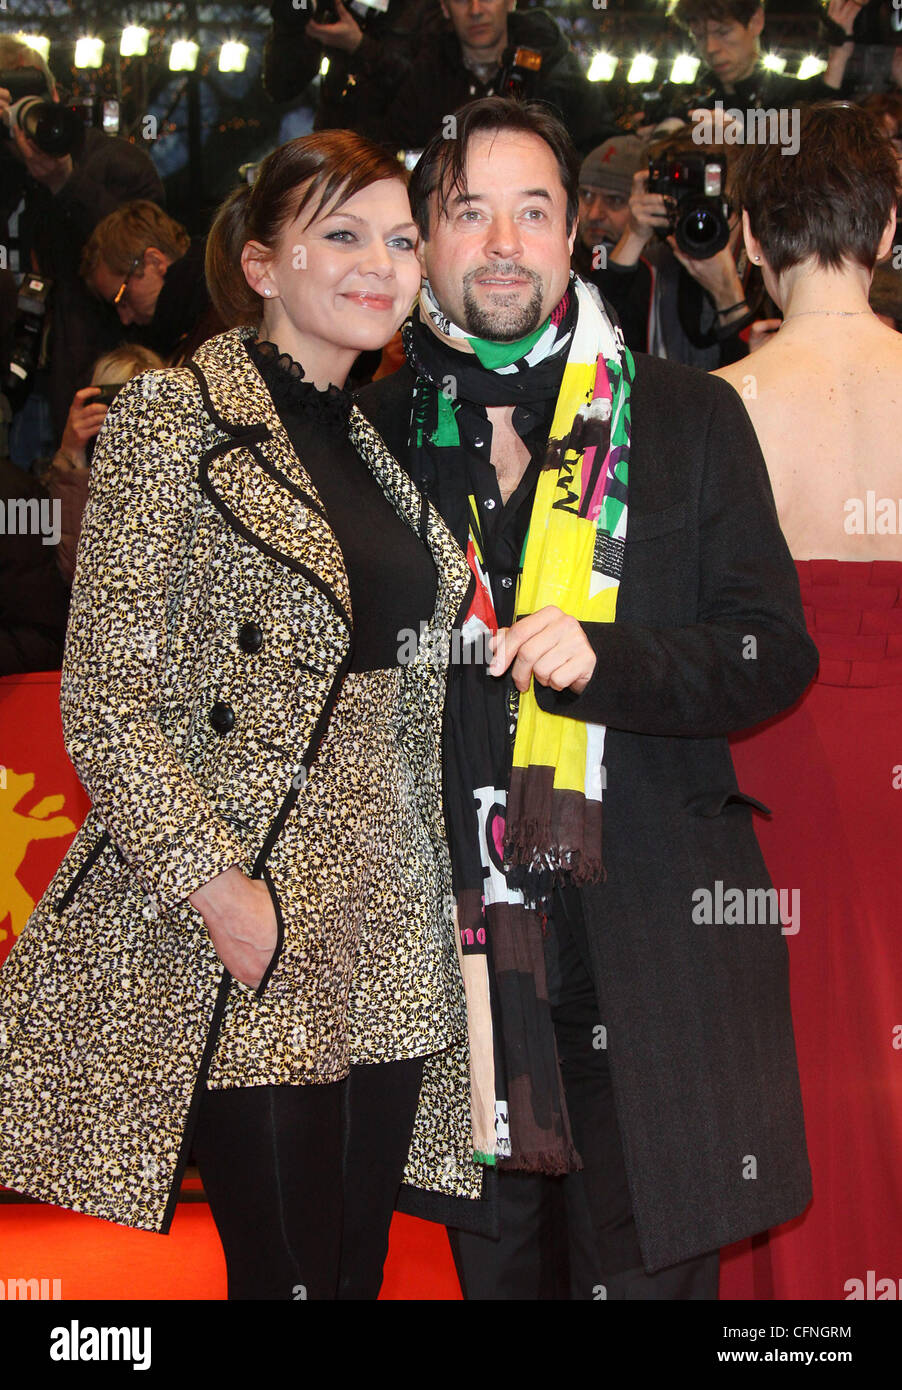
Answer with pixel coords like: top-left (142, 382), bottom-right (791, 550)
top-left (715, 104), bottom-right (902, 1300)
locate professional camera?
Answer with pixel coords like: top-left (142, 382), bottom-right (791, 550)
top-left (647, 151), bottom-right (730, 260)
top-left (1, 67), bottom-right (81, 156)
top-left (1, 67), bottom-right (119, 156)
top-left (497, 47), bottom-right (543, 101)
top-left (2, 273), bottom-right (52, 414)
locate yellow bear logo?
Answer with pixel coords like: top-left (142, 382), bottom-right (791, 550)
top-left (0, 768), bottom-right (76, 941)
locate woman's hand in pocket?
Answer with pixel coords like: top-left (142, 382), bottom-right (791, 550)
top-left (189, 866), bottom-right (278, 987)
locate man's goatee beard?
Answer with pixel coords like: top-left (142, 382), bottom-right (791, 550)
top-left (460, 267), bottom-right (545, 341)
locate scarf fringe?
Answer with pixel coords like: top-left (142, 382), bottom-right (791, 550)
top-left (499, 1144), bottom-right (584, 1178)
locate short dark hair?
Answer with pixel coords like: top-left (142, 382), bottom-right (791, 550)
top-left (733, 103), bottom-right (901, 275)
top-left (672, 0), bottom-right (762, 28)
top-left (409, 97), bottom-right (580, 240)
top-left (206, 130), bottom-right (408, 327)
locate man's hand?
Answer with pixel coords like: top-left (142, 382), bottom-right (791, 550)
top-left (189, 865), bottom-right (279, 988)
top-left (627, 170), bottom-right (671, 246)
top-left (58, 387), bottom-right (108, 462)
top-left (306, 0), bottom-right (364, 52)
top-left (826, 0), bottom-right (859, 42)
top-left (488, 606), bottom-right (597, 695)
top-left (667, 237), bottom-right (745, 313)
top-left (11, 120), bottom-right (73, 193)
top-left (608, 171), bottom-right (671, 269)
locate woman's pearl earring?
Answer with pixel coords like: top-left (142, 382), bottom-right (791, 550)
top-left (264, 288), bottom-right (272, 296)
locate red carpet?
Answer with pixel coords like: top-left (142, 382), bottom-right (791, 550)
top-left (0, 1201), bottom-right (462, 1300)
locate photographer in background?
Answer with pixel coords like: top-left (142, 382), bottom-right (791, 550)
top-left (370, 0), bottom-right (617, 156)
top-left (658, 0), bottom-right (845, 127)
top-left (263, 0), bottom-right (442, 140)
top-left (594, 128), bottom-right (770, 365)
top-left (81, 202), bottom-right (224, 365)
top-left (0, 36), bottom-right (164, 467)
top-left (571, 136), bottom-right (651, 353)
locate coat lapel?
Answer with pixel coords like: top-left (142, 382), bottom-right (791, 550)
top-left (191, 327), bottom-right (471, 640)
top-left (190, 328), bottom-right (352, 622)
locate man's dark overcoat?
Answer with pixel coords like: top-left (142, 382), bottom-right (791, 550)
top-left (357, 350), bottom-right (819, 1272)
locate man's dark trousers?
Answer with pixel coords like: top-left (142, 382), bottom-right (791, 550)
top-left (447, 887), bottom-right (720, 1300)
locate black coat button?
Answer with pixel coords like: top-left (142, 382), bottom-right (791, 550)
top-left (209, 701), bottom-right (235, 735)
top-left (238, 622), bottom-right (264, 654)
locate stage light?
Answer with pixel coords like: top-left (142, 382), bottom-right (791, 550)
top-left (627, 54), bottom-right (657, 84)
top-left (219, 41), bottom-right (249, 73)
top-left (588, 52), bottom-right (618, 83)
top-left (797, 55), bottom-right (827, 81)
top-left (670, 53), bottom-right (700, 84)
top-left (320, 57), bottom-right (330, 76)
top-left (13, 33), bottom-right (51, 61)
top-left (120, 26), bottom-right (150, 58)
top-left (762, 52), bottom-right (787, 74)
top-left (170, 40), bottom-right (200, 72)
top-left (74, 37), bottom-right (104, 69)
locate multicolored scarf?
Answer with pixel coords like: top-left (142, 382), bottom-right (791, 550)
top-left (405, 275), bottom-right (634, 1174)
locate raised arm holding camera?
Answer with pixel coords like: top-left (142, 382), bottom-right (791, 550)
top-left (263, 0), bottom-right (442, 141)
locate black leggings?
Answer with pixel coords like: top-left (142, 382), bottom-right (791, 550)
top-left (192, 1055), bottom-right (424, 1300)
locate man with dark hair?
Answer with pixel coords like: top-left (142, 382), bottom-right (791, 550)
top-left (356, 96), bottom-right (818, 1299)
top-left (369, 0), bottom-right (616, 156)
top-left (664, 0), bottom-right (848, 125)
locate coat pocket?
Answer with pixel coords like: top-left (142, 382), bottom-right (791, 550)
top-left (54, 830), bottom-right (112, 916)
top-left (253, 866), bottom-right (285, 999)
top-left (687, 789), bottom-right (772, 818)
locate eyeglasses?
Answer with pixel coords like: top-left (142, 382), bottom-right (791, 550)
top-left (112, 252), bottom-right (144, 306)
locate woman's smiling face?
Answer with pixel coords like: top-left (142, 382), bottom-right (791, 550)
top-left (243, 177), bottom-right (422, 361)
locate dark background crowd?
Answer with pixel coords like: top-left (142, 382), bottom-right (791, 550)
top-left (2, 0), bottom-right (901, 673)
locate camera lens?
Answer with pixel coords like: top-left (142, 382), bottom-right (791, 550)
top-left (677, 202), bottom-right (729, 260)
top-left (20, 99), bottom-right (83, 157)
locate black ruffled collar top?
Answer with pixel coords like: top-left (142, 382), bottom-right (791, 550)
top-left (246, 336), bottom-right (353, 432)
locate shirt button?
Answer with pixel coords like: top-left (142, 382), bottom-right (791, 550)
top-left (484, 498), bottom-right (496, 510)
top-left (501, 577), bottom-right (513, 589)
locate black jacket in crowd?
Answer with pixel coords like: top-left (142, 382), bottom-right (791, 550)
top-left (655, 58), bottom-right (838, 129)
top-left (131, 238), bottom-right (224, 366)
top-left (0, 127), bottom-right (164, 440)
top-left (371, 8), bottom-right (618, 156)
top-left (263, 0), bottom-right (443, 141)
top-left (356, 350), bottom-right (818, 1270)
top-left (0, 456), bottom-right (69, 675)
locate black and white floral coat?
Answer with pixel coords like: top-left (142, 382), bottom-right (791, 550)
top-left (0, 326), bottom-right (482, 1233)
